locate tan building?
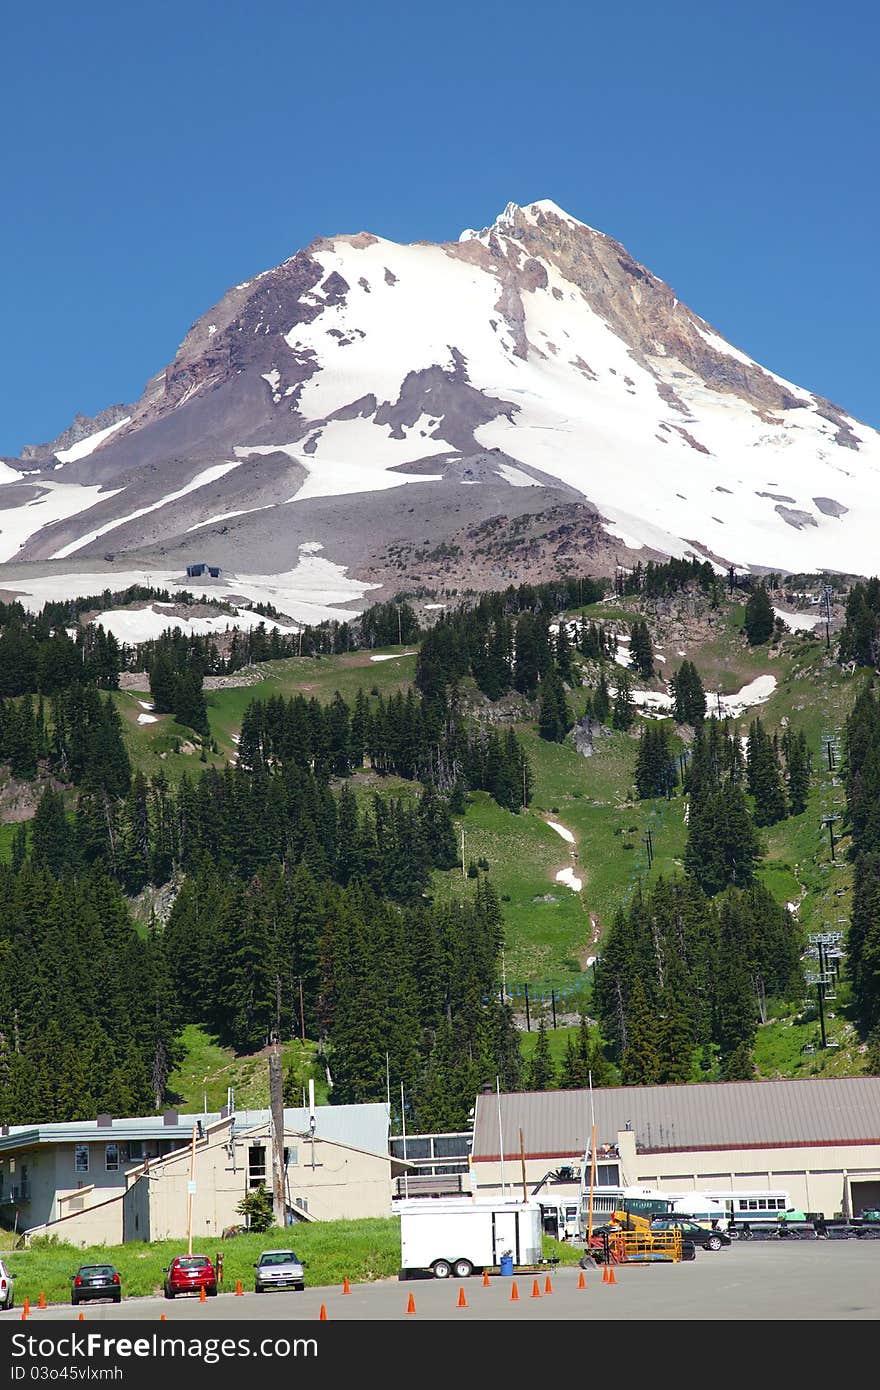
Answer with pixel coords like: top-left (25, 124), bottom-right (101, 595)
top-left (471, 1077), bottom-right (880, 1220)
top-left (124, 1104), bottom-right (400, 1243)
top-left (2, 1102), bottom-right (401, 1246)
top-left (0, 1111), bottom-right (197, 1241)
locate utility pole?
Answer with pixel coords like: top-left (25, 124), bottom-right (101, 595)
top-left (524, 984), bottom-right (531, 1031)
top-left (298, 977), bottom-right (306, 1044)
top-left (823, 584), bottom-right (833, 653)
top-left (268, 1034), bottom-right (286, 1228)
top-left (551, 988), bottom-right (557, 1029)
top-left (186, 1124), bottom-right (197, 1256)
top-left (460, 825), bottom-right (467, 879)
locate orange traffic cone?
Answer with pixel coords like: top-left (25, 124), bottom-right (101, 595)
top-left (342, 1277), bottom-right (351, 1295)
top-left (406, 1292), bottom-right (416, 1314)
top-left (510, 1280), bottom-right (519, 1301)
top-left (160, 1314), bottom-right (167, 1321)
top-left (545, 1275), bottom-right (553, 1294)
top-left (21, 1298), bottom-right (29, 1320)
top-left (235, 1280), bottom-right (243, 1297)
top-left (531, 1279), bottom-right (541, 1299)
top-left (578, 1268), bottom-right (586, 1289)
top-left (78, 1313), bottom-right (85, 1321)
top-left (607, 1265), bottom-right (617, 1285)
top-left (199, 1286), bottom-right (207, 1303)
top-left (38, 1292), bottom-right (47, 1309)
top-left (482, 1270), bottom-right (491, 1287)
top-left (602, 1263), bottom-right (609, 1283)
top-left (318, 1304), bottom-right (327, 1321)
top-left (457, 1286), bottom-right (467, 1308)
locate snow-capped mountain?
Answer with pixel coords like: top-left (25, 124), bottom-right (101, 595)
top-left (3, 198), bottom-right (878, 609)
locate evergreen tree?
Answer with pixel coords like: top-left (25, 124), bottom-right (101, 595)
top-left (746, 720), bottom-right (789, 826)
top-left (620, 979), bottom-right (663, 1084)
top-left (629, 620), bottom-right (654, 679)
top-left (744, 583), bottom-right (775, 645)
top-left (782, 728), bottom-right (812, 816)
top-left (671, 661), bottom-right (706, 725)
top-left (591, 671), bottom-right (611, 725)
top-left (612, 670), bottom-right (635, 731)
top-left (635, 723), bottom-right (675, 798)
top-left (527, 1018), bottom-right (555, 1090)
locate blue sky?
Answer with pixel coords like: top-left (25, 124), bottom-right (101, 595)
top-left (2, 0), bottom-right (877, 453)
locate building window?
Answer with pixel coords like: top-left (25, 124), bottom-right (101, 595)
top-left (128, 1141), bottom-right (143, 1161)
top-left (285, 1146), bottom-right (297, 1167)
top-left (74, 1145), bottom-right (89, 1174)
top-left (248, 1145), bottom-right (267, 1189)
top-left (105, 1144), bottom-right (119, 1172)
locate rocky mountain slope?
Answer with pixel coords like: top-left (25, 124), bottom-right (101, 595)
top-left (3, 198), bottom-right (878, 609)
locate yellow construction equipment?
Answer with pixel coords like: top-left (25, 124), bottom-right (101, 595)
top-left (605, 1210), bottom-right (684, 1264)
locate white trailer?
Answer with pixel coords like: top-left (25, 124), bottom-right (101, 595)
top-left (398, 1198), bottom-right (543, 1279)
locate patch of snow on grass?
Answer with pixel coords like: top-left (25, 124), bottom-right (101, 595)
top-left (546, 820), bottom-right (575, 844)
top-left (555, 866), bottom-right (583, 892)
top-left (137, 712), bottom-right (158, 725)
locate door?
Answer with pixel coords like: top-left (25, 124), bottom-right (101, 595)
top-left (492, 1210), bottom-right (520, 1264)
top-left (851, 1180), bottom-right (880, 1215)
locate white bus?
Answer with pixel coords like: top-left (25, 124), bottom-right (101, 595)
top-left (579, 1185), bottom-right (793, 1233)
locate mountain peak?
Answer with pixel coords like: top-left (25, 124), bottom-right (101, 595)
top-left (459, 197), bottom-right (591, 244)
top-left (2, 198), bottom-right (877, 587)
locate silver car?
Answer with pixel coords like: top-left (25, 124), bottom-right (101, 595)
top-left (0, 1260), bottom-right (15, 1311)
top-left (253, 1249), bottom-right (306, 1293)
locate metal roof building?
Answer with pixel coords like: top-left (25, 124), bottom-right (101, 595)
top-left (473, 1078), bottom-right (880, 1159)
top-left (471, 1078), bottom-right (880, 1220)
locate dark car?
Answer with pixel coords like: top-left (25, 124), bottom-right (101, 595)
top-left (163, 1255), bottom-right (217, 1299)
top-left (71, 1265), bottom-right (122, 1305)
top-left (650, 1218), bottom-right (731, 1252)
top-left (253, 1250), bottom-right (306, 1293)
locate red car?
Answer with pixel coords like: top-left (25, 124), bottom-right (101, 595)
top-left (163, 1255), bottom-right (217, 1299)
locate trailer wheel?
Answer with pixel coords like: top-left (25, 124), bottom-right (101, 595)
top-left (432, 1260), bottom-right (452, 1279)
top-left (452, 1259), bottom-right (473, 1279)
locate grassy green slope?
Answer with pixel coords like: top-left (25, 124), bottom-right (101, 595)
top-left (167, 1026), bottom-right (329, 1113)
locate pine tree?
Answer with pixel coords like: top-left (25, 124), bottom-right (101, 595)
top-left (591, 671), bottom-right (611, 725)
top-left (782, 729), bottom-right (811, 816)
top-left (527, 1018), bottom-right (555, 1090)
top-left (671, 661), bottom-right (706, 725)
top-left (621, 979), bottom-right (663, 1084)
top-left (747, 720), bottom-right (788, 826)
top-left (744, 583), bottom-right (775, 645)
top-left (612, 670), bottom-right (635, 731)
top-left (630, 620), bottom-right (654, 679)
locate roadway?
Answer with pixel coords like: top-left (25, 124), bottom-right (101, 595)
top-left (14, 1243), bottom-right (880, 1320)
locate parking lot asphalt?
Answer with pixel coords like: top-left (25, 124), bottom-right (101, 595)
top-left (14, 1243), bottom-right (880, 1321)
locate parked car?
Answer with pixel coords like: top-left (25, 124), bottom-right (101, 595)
top-left (71, 1265), bottom-right (122, 1306)
top-left (253, 1250), bottom-right (306, 1293)
top-left (0, 1260), bottom-right (14, 1311)
top-left (650, 1218), bottom-right (731, 1252)
top-left (163, 1255), bottom-right (217, 1299)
